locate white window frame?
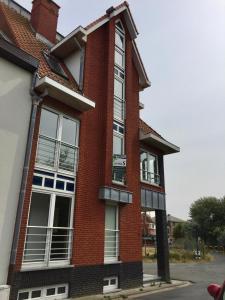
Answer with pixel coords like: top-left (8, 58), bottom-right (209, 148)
top-left (22, 189), bottom-right (74, 270)
top-left (103, 276), bottom-right (118, 293)
top-left (140, 149), bottom-right (160, 186)
top-left (104, 204), bottom-right (119, 263)
top-left (17, 284), bottom-right (68, 300)
top-left (36, 106), bottom-right (80, 175)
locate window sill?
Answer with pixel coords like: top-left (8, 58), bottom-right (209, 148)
top-left (112, 181), bottom-right (127, 188)
top-left (104, 260), bottom-right (122, 265)
top-left (21, 264), bottom-right (74, 272)
top-left (103, 288), bottom-right (122, 294)
top-left (140, 180), bottom-right (160, 187)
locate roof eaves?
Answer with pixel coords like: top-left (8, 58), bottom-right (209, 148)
top-left (0, 37), bottom-right (39, 72)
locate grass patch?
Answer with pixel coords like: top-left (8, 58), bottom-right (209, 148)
top-left (142, 246), bottom-right (213, 263)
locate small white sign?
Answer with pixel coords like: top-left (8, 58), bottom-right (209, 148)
top-left (113, 155), bottom-right (126, 167)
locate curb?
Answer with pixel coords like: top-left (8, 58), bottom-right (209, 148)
top-left (73, 280), bottom-right (192, 300)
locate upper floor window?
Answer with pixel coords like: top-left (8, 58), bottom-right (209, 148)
top-left (36, 108), bottom-right (79, 174)
top-left (140, 150), bottom-right (160, 185)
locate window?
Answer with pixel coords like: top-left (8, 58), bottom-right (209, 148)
top-left (140, 150), bottom-right (160, 185)
top-left (17, 285), bottom-right (68, 300)
top-left (103, 276), bottom-right (118, 293)
top-left (43, 52), bottom-right (68, 79)
top-left (113, 122), bottom-right (125, 183)
top-left (112, 21), bottom-right (126, 184)
top-left (104, 205), bottom-right (119, 262)
top-left (36, 109), bottom-right (79, 174)
top-left (23, 192), bottom-right (73, 267)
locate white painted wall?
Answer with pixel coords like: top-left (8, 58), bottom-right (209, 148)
top-left (64, 50), bottom-right (81, 85)
top-left (0, 58), bottom-right (32, 285)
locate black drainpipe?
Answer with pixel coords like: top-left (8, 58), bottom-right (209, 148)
top-left (10, 72), bottom-right (48, 265)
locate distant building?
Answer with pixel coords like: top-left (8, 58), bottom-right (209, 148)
top-left (141, 213), bottom-right (156, 246)
top-left (167, 214), bottom-right (185, 245)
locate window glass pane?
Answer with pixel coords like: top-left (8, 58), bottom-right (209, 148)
top-left (56, 180), bottom-right (65, 190)
top-left (40, 109), bottom-right (58, 138)
top-left (18, 292), bottom-right (29, 300)
top-left (105, 205), bottom-right (117, 230)
top-left (53, 196), bottom-right (71, 228)
top-left (115, 49), bottom-right (124, 68)
top-left (44, 178), bottom-right (54, 188)
top-left (113, 135), bottom-right (123, 155)
top-left (149, 154), bottom-right (156, 174)
top-left (33, 176), bottom-right (42, 186)
top-left (103, 280), bottom-right (109, 286)
top-left (36, 137), bottom-right (56, 167)
top-left (46, 288), bottom-right (55, 296)
top-left (62, 117), bottom-right (78, 145)
top-left (31, 290), bottom-right (41, 298)
top-left (115, 31), bottom-right (124, 49)
top-left (114, 98), bottom-right (124, 121)
top-left (58, 287), bottom-right (66, 294)
top-left (111, 279), bottom-right (116, 285)
top-left (59, 144), bottom-right (76, 172)
top-left (140, 151), bottom-right (148, 171)
top-left (114, 78), bottom-right (124, 99)
top-left (28, 193), bottom-right (50, 227)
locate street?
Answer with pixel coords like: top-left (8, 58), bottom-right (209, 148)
top-left (135, 253), bottom-right (225, 299)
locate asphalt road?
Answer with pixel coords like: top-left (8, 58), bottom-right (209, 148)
top-left (135, 253), bottom-right (225, 300)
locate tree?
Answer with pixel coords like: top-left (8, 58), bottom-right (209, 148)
top-left (173, 223), bottom-right (185, 240)
top-left (189, 197), bottom-right (225, 245)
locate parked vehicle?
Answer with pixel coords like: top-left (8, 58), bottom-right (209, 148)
top-left (207, 281), bottom-right (225, 299)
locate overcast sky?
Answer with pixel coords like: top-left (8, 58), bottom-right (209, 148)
top-left (16, 0), bottom-right (225, 219)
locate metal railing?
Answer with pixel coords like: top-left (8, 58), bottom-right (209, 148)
top-left (36, 136), bottom-right (78, 173)
top-left (141, 170), bottom-right (160, 185)
top-left (104, 230), bottom-right (119, 260)
top-left (23, 226), bottom-right (73, 266)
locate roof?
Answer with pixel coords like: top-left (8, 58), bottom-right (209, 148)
top-left (139, 119), bottom-right (163, 139)
top-left (0, 37), bottom-right (39, 72)
top-left (167, 215), bottom-right (185, 223)
top-left (85, 2), bottom-right (134, 31)
top-left (85, 1), bottom-right (150, 90)
top-left (139, 118), bottom-right (180, 155)
top-left (0, 1), bottom-right (79, 92)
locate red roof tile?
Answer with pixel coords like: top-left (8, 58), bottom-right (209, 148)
top-left (0, 2), bottom-right (79, 91)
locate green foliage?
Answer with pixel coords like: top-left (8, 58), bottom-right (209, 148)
top-left (173, 223), bottom-right (185, 239)
top-left (189, 196), bottom-right (225, 245)
top-left (217, 228), bottom-right (225, 247)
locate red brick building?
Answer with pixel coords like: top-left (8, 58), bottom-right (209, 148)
top-left (0, 0), bottom-right (179, 299)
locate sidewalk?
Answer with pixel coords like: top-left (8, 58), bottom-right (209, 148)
top-left (73, 280), bottom-right (191, 300)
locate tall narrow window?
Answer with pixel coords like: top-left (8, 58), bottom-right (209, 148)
top-left (23, 108), bottom-right (78, 269)
top-left (112, 21), bottom-right (126, 184)
top-left (140, 150), bottom-right (160, 185)
top-left (104, 205), bottom-right (119, 262)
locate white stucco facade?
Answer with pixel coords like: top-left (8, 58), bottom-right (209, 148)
top-left (0, 58), bottom-right (32, 285)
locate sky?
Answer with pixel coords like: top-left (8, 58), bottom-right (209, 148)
top-left (16, 0), bottom-right (225, 220)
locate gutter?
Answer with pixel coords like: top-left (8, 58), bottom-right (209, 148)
top-left (10, 72), bottom-right (48, 265)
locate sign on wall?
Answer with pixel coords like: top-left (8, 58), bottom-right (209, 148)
top-left (113, 155), bottom-right (126, 167)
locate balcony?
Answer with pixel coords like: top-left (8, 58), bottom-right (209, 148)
top-left (22, 226), bottom-right (73, 269)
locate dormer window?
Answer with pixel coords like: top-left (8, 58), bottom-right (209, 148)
top-left (43, 52), bottom-right (68, 79)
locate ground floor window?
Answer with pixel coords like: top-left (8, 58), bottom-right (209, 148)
top-left (18, 284), bottom-right (68, 300)
top-left (103, 276), bottom-right (118, 293)
top-left (104, 205), bottom-right (119, 262)
top-left (23, 191), bottom-right (73, 268)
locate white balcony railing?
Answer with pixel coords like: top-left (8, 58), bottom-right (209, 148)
top-left (104, 230), bottom-right (119, 261)
top-left (23, 226), bottom-right (73, 267)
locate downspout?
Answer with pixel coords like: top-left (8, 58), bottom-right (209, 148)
top-left (10, 72), bottom-right (48, 265)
